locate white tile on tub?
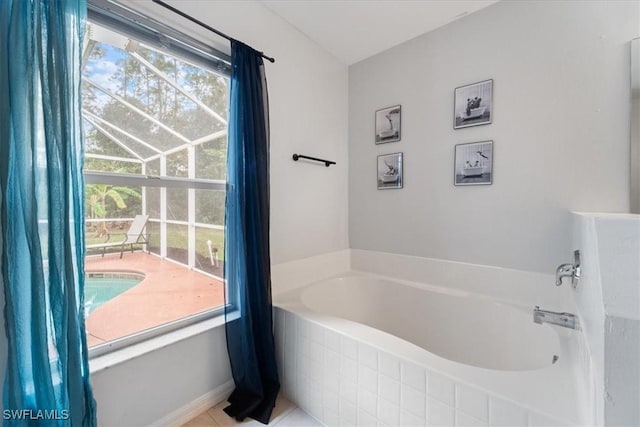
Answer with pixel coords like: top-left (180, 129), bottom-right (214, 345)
top-left (358, 408), bottom-right (377, 427)
top-left (296, 375), bottom-right (311, 411)
top-left (528, 411), bottom-right (571, 427)
top-left (300, 337), bottom-right (312, 359)
top-left (340, 400), bottom-right (358, 427)
top-left (283, 359), bottom-right (297, 399)
top-left (455, 384), bottom-right (488, 422)
top-left (402, 361), bottom-right (426, 393)
top-left (275, 350), bottom-right (284, 388)
top-left (284, 311), bottom-right (297, 337)
top-left (401, 383), bottom-right (426, 418)
top-left (379, 353), bottom-right (401, 380)
top-left (489, 397), bottom-right (527, 427)
top-left (324, 349), bottom-right (341, 391)
top-left (378, 398), bottom-right (400, 427)
top-left (427, 371), bottom-right (455, 406)
top-left (308, 341), bottom-right (323, 364)
top-left (307, 383), bottom-right (323, 421)
top-left (325, 329), bottom-right (341, 353)
top-left (379, 375), bottom-right (401, 405)
top-left (358, 343), bottom-right (378, 370)
top-left (341, 356), bottom-right (358, 383)
top-left (284, 313), bottom-right (297, 354)
top-left (274, 309), bottom-right (285, 368)
top-left (308, 322), bottom-right (324, 344)
top-left (309, 359), bottom-right (323, 384)
top-left (298, 318), bottom-right (310, 340)
top-left (324, 408), bottom-right (340, 427)
top-left (325, 348), bottom-right (341, 371)
top-left (285, 367), bottom-right (299, 403)
top-left (427, 397), bottom-right (455, 427)
top-left (286, 356), bottom-right (296, 390)
top-left (359, 365), bottom-right (378, 393)
top-left (358, 388), bottom-right (378, 419)
top-left (274, 307), bottom-right (285, 342)
top-left (323, 386), bottom-right (340, 415)
top-left (341, 336), bottom-right (358, 360)
top-left (340, 378), bottom-right (358, 404)
top-left (296, 370), bottom-right (309, 392)
top-left (456, 410), bottom-right (488, 427)
top-left (402, 409), bottom-right (426, 427)
top-left (297, 354), bottom-right (310, 380)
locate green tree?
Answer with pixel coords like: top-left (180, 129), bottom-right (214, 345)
top-left (82, 36), bottom-right (228, 254)
top-left (86, 184), bottom-right (141, 221)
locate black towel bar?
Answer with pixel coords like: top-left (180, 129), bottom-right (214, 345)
top-left (292, 154), bottom-right (336, 167)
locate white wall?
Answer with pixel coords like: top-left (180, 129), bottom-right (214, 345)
top-left (349, 0), bottom-right (638, 274)
top-left (131, 0), bottom-right (350, 266)
top-left (91, 326), bottom-right (231, 426)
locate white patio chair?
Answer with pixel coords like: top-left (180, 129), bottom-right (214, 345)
top-left (87, 214), bottom-right (150, 258)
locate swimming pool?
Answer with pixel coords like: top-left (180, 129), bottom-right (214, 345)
top-left (84, 273), bottom-right (144, 314)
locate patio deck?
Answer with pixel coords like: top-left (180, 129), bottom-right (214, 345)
top-left (85, 252), bottom-right (225, 347)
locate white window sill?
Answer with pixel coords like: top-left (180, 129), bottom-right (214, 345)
top-left (89, 315), bottom-right (227, 374)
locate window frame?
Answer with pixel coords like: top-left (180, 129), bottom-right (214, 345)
top-left (85, 1), bottom-right (233, 358)
top-left (87, 0), bottom-right (231, 75)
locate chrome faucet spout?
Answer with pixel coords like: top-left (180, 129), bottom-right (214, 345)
top-left (555, 263), bottom-right (575, 286)
top-left (554, 250), bottom-right (581, 288)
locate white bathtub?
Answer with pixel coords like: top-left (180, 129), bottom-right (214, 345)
top-left (274, 272), bottom-right (584, 426)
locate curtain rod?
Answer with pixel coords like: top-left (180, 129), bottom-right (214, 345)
top-left (151, 0), bottom-right (276, 63)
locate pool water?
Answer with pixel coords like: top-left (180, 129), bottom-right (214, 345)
top-left (84, 276), bottom-right (141, 314)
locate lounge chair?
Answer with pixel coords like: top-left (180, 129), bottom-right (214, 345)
top-left (87, 214), bottom-right (150, 258)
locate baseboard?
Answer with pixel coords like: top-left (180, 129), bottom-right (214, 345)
top-left (150, 380), bottom-right (234, 427)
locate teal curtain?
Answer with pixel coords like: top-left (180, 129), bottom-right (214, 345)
top-left (0, 0), bottom-right (97, 425)
top-left (223, 41), bottom-right (279, 424)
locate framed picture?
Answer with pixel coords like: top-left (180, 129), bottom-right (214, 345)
top-left (454, 79), bottom-right (493, 129)
top-left (377, 152), bottom-right (403, 190)
top-left (454, 141), bottom-right (493, 186)
top-left (375, 105), bottom-right (401, 144)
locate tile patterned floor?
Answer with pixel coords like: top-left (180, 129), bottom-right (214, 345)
top-left (182, 397), bottom-right (322, 427)
top-left (85, 252), bottom-right (225, 347)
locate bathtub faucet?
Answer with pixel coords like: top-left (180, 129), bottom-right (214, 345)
top-left (533, 306), bottom-right (579, 330)
top-left (555, 263), bottom-right (575, 286)
top-left (555, 250), bottom-right (581, 288)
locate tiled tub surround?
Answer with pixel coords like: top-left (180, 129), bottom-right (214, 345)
top-left (274, 271), bottom-right (587, 426)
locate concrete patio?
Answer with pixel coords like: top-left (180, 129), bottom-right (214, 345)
top-left (85, 252), bottom-right (225, 347)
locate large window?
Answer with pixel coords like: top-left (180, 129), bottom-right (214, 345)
top-left (82, 8), bottom-right (230, 354)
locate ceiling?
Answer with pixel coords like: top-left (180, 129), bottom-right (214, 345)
top-left (262, 0), bottom-right (499, 65)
